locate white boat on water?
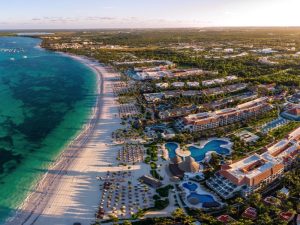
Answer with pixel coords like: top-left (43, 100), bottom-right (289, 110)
top-left (10, 58), bottom-right (15, 61)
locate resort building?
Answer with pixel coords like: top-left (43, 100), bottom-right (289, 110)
top-left (178, 97), bottom-right (271, 132)
top-left (202, 83), bottom-right (248, 96)
top-left (172, 68), bottom-right (204, 77)
top-left (281, 106), bottom-right (300, 121)
top-left (202, 76), bottom-right (238, 87)
top-left (128, 67), bottom-right (208, 80)
top-left (206, 127), bottom-right (300, 199)
top-left (155, 83), bottom-right (169, 89)
top-left (204, 91), bottom-right (258, 110)
top-left (288, 91), bottom-right (300, 104)
top-left (181, 90), bottom-right (202, 97)
top-left (279, 212), bottom-right (295, 223)
top-left (278, 187), bottom-right (290, 197)
top-left (217, 215), bottom-right (236, 224)
top-left (258, 57), bottom-right (277, 65)
top-left (143, 93), bottom-right (164, 103)
top-left (172, 82), bottom-right (185, 88)
top-left (258, 83), bottom-right (277, 91)
top-left (235, 130), bottom-right (259, 143)
top-left (164, 90), bottom-right (181, 99)
top-left (158, 105), bottom-right (197, 120)
top-left (263, 196), bottom-right (280, 206)
top-left (242, 207), bottom-right (257, 220)
top-left (139, 175), bottom-right (162, 188)
top-left (187, 82), bottom-right (200, 87)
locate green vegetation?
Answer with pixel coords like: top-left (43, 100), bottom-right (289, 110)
top-left (39, 29), bottom-right (300, 224)
top-left (282, 157), bottom-right (300, 210)
top-left (150, 162), bottom-right (157, 170)
top-left (128, 208), bottom-right (194, 225)
top-left (41, 28), bottom-right (300, 74)
top-left (156, 185), bottom-right (174, 198)
top-left (146, 145), bottom-right (159, 161)
top-left (150, 169), bottom-right (163, 180)
top-left (153, 199), bottom-right (169, 210)
top-left (270, 122), bottom-right (300, 139)
top-left (144, 143), bottom-right (162, 180)
top-left (230, 121), bottom-right (300, 160)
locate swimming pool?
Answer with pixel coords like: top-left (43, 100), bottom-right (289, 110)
top-left (261, 117), bottom-right (288, 133)
top-left (165, 142), bottom-right (179, 159)
top-left (165, 139), bottom-right (230, 162)
top-left (181, 181), bottom-right (219, 207)
top-left (182, 182), bottom-right (198, 191)
top-left (187, 193), bottom-right (215, 204)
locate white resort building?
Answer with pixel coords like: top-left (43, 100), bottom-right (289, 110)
top-left (206, 127), bottom-right (300, 199)
top-left (177, 97), bottom-right (271, 132)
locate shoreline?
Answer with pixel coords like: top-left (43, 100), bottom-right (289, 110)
top-left (5, 51), bottom-right (106, 225)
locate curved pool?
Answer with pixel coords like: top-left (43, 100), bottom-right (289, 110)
top-left (165, 142), bottom-right (179, 159)
top-left (182, 182), bottom-right (198, 191)
top-left (165, 139), bottom-right (230, 162)
top-left (187, 193), bottom-right (215, 204)
top-left (189, 140), bottom-right (230, 161)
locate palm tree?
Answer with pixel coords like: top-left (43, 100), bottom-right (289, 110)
top-left (172, 208), bottom-right (185, 220)
top-left (123, 221), bottom-right (132, 225)
top-left (234, 197), bottom-right (244, 212)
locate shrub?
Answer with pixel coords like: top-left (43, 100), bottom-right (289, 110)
top-left (156, 185), bottom-right (173, 197)
top-left (150, 162), bottom-right (157, 169)
top-left (154, 199), bottom-right (169, 210)
top-left (144, 156), bottom-right (151, 164)
top-left (150, 169), bottom-right (163, 180)
top-left (153, 194), bottom-right (161, 200)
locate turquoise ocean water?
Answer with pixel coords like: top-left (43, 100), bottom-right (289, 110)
top-left (0, 37), bottom-right (97, 223)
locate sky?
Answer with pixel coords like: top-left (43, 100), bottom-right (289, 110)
top-left (0, 0), bottom-right (300, 29)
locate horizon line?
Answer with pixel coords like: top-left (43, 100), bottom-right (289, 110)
top-left (2, 26), bottom-right (300, 32)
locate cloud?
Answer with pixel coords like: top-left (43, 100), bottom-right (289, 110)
top-left (86, 16), bottom-right (116, 21)
top-left (0, 16), bottom-right (209, 29)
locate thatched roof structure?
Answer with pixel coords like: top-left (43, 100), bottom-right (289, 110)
top-left (179, 156), bottom-right (200, 173)
top-left (171, 155), bottom-right (183, 164)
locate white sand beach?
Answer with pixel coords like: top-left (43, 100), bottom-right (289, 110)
top-left (5, 57), bottom-right (125, 225)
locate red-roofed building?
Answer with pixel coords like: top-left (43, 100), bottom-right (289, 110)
top-left (263, 196), bottom-right (281, 206)
top-left (242, 207), bottom-right (257, 220)
top-left (217, 215), bottom-right (236, 224)
top-left (280, 211), bottom-right (294, 223)
top-left (282, 106), bottom-right (300, 121)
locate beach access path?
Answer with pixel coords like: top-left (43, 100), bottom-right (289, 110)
top-left (6, 57), bottom-right (123, 225)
